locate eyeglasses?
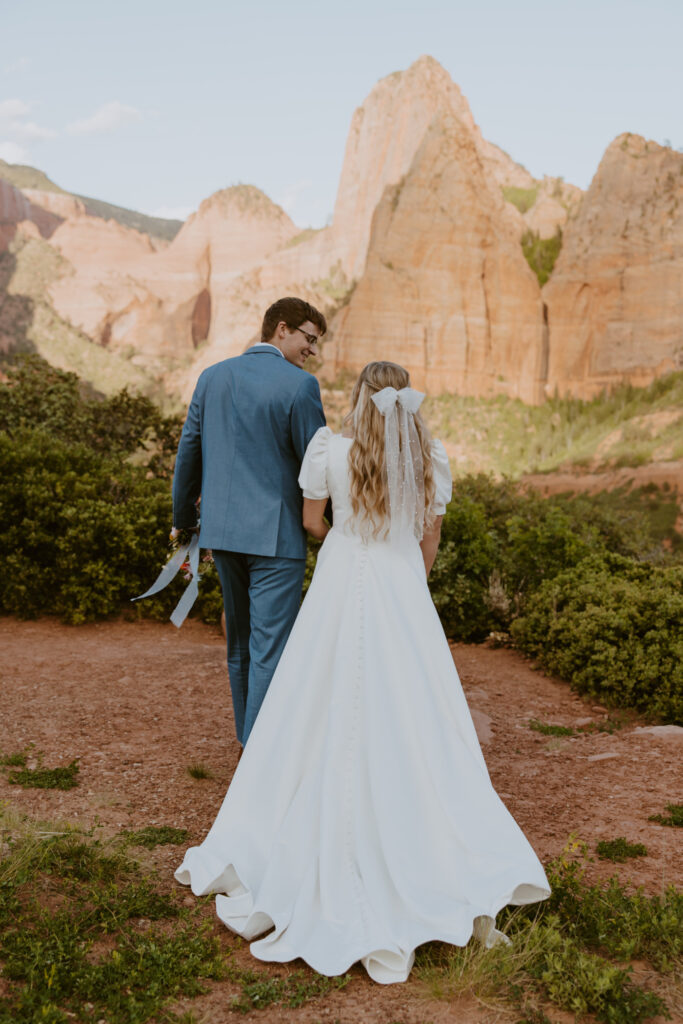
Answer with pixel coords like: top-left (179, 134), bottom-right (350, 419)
top-left (291, 325), bottom-right (320, 347)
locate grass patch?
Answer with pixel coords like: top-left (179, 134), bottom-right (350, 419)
top-left (648, 803), bottom-right (683, 828)
top-left (0, 806), bottom-right (355, 1023)
top-left (597, 837), bottom-right (648, 862)
top-left (283, 227), bottom-right (321, 248)
top-left (227, 965), bottom-right (349, 1013)
top-left (0, 806), bottom-right (224, 1023)
top-left (528, 719), bottom-right (575, 737)
top-left (579, 713), bottom-right (629, 735)
top-left (7, 758), bottom-right (79, 791)
top-left (423, 369), bottom-right (683, 480)
top-left (186, 763), bottom-right (213, 780)
top-left (121, 825), bottom-right (189, 849)
top-left (0, 750), bottom-right (27, 767)
top-left (416, 838), bottom-right (679, 1021)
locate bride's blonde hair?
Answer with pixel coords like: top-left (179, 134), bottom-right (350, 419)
top-left (344, 361), bottom-right (436, 539)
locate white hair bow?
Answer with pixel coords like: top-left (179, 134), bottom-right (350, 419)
top-left (371, 386), bottom-right (425, 416)
top-left (370, 386), bottom-right (426, 544)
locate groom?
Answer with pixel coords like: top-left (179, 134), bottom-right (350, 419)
top-left (172, 297), bottom-right (327, 746)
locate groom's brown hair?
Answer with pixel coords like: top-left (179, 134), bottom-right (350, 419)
top-left (261, 297), bottom-right (327, 343)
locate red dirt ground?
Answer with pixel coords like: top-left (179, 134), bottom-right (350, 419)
top-left (1, 617), bottom-right (680, 1023)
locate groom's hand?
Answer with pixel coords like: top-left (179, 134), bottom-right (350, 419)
top-left (170, 526), bottom-right (199, 541)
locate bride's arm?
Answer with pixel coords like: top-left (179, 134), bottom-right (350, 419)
top-left (303, 498), bottom-right (330, 541)
top-left (420, 515), bottom-right (443, 577)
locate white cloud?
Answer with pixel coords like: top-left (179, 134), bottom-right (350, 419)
top-left (67, 101), bottom-right (143, 136)
top-left (149, 205), bottom-right (195, 221)
top-left (9, 120), bottom-right (56, 141)
top-left (0, 99), bottom-right (56, 143)
top-left (0, 98), bottom-right (31, 120)
top-left (0, 140), bottom-right (31, 164)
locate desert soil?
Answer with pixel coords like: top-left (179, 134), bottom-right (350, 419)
top-left (1, 617), bottom-right (681, 1024)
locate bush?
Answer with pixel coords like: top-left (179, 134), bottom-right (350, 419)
top-left (429, 473), bottom-right (661, 637)
top-left (0, 428), bottom-right (173, 623)
top-left (0, 354), bottom-right (182, 475)
top-left (0, 357), bottom-right (222, 625)
top-left (510, 553), bottom-right (683, 723)
top-left (428, 498), bottom-right (499, 641)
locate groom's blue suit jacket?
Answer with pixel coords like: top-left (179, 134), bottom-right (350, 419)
top-left (172, 346), bottom-right (326, 559)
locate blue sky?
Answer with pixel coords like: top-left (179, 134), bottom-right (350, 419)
top-left (2, 0), bottom-right (681, 227)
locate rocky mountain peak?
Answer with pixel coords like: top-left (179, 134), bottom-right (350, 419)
top-left (331, 54), bottom-right (540, 281)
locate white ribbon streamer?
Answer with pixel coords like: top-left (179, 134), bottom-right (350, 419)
top-left (370, 386), bottom-right (426, 544)
top-left (131, 532), bottom-right (200, 628)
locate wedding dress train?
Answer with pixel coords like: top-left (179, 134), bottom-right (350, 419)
top-left (175, 428), bottom-right (550, 983)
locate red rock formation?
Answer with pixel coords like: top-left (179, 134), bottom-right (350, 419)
top-left (516, 177), bottom-right (582, 240)
top-left (0, 179), bottom-right (63, 251)
top-left (29, 184), bottom-right (299, 369)
top-left (149, 185), bottom-right (298, 351)
top-left (329, 55), bottom-right (533, 281)
top-left (325, 110), bottom-right (546, 402)
top-left (544, 134), bottom-right (683, 397)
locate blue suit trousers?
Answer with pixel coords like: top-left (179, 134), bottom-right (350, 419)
top-left (212, 550), bottom-right (306, 745)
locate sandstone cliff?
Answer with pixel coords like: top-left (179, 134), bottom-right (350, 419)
top-left (8, 64), bottom-right (681, 411)
top-left (543, 133), bottom-right (683, 398)
top-left (325, 109), bottom-right (546, 403)
top-left (30, 184), bottom-right (299, 372)
top-left (329, 55), bottom-right (535, 281)
top-left (0, 179), bottom-right (64, 251)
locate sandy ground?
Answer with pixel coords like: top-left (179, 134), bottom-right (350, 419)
top-left (1, 617), bottom-right (681, 1023)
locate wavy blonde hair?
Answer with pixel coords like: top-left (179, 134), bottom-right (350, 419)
top-left (344, 361), bottom-right (436, 539)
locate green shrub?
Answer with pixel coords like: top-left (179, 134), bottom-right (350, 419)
top-left (0, 428), bottom-right (173, 622)
top-left (428, 473), bottom-right (661, 640)
top-left (0, 354), bottom-right (182, 475)
top-left (511, 554), bottom-right (683, 722)
top-left (429, 497), bottom-right (499, 641)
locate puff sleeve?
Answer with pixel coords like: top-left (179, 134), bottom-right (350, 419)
top-left (431, 439), bottom-right (452, 515)
top-left (298, 426), bottom-right (333, 499)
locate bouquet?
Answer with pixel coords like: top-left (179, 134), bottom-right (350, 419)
top-left (133, 502), bottom-right (209, 627)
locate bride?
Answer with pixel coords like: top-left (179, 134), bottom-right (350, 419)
top-left (175, 360), bottom-right (550, 984)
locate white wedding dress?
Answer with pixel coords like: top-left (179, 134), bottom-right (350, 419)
top-left (175, 427), bottom-right (550, 983)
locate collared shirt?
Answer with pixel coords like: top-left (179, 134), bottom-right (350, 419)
top-left (255, 342), bottom-right (284, 357)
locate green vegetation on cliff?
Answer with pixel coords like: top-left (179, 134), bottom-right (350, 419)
top-left (0, 159), bottom-right (182, 240)
top-left (522, 226), bottom-right (563, 285)
top-left (0, 236), bottom-right (164, 399)
top-left (73, 194), bottom-right (183, 240)
top-left (0, 158), bottom-right (66, 194)
top-left (502, 184), bottom-right (538, 213)
top-left (424, 370), bottom-right (683, 478)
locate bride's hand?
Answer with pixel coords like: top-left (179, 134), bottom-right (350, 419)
top-left (420, 516), bottom-right (443, 577)
top-left (302, 498), bottom-right (330, 541)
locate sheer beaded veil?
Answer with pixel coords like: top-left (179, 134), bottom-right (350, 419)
top-left (369, 386), bottom-right (426, 544)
